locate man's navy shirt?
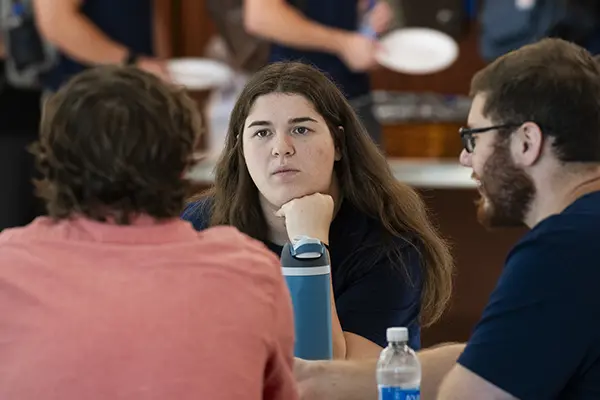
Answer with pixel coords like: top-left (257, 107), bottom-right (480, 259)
top-left (459, 191), bottom-right (600, 399)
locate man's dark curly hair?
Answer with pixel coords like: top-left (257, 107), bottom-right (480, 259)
top-left (31, 65), bottom-right (202, 224)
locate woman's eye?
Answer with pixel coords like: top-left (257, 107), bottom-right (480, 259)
top-left (255, 130), bottom-right (269, 138)
top-left (293, 126), bottom-right (309, 135)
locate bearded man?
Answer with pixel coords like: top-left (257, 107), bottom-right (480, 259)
top-left (294, 37), bottom-right (600, 400)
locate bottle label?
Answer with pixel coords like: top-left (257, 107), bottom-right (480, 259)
top-left (378, 386), bottom-right (420, 400)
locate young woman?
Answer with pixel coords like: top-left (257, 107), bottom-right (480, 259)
top-left (182, 61), bottom-right (454, 360)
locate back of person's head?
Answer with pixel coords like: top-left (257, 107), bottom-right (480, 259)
top-left (33, 65), bottom-right (202, 224)
top-left (471, 37), bottom-right (600, 163)
top-left (202, 61), bottom-right (453, 326)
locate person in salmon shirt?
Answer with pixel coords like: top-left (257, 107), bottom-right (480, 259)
top-left (0, 65), bottom-right (297, 400)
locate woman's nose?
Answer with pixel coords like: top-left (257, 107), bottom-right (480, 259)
top-left (272, 133), bottom-right (295, 157)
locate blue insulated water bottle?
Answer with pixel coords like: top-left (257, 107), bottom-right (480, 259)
top-left (281, 236), bottom-right (333, 360)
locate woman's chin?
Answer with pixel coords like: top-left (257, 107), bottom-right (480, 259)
top-left (263, 190), bottom-right (317, 208)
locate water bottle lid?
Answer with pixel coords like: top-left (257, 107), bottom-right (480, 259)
top-left (386, 327), bottom-right (408, 343)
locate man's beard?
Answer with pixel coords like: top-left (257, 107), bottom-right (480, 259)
top-left (475, 141), bottom-right (535, 229)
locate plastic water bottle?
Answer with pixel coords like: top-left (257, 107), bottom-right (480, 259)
top-left (280, 238), bottom-right (333, 360)
top-left (377, 327), bottom-right (421, 400)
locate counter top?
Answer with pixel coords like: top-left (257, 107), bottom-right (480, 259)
top-left (386, 158), bottom-right (475, 189)
top-left (187, 157), bottom-right (476, 189)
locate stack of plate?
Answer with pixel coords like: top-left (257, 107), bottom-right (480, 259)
top-left (376, 28), bottom-right (459, 75)
top-left (167, 58), bottom-right (234, 90)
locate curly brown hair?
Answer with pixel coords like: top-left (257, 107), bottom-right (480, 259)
top-left (32, 65), bottom-right (202, 224)
top-left (197, 62), bottom-right (454, 326)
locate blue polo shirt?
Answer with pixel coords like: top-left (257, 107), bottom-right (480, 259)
top-left (182, 197), bottom-right (422, 349)
top-left (42, 0), bottom-right (154, 91)
top-left (458, 191), bottom-right (600, 399)
top-left (269, 0), bottom-right (370, 99)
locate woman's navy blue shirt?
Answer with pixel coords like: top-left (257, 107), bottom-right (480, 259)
top-left (182, 197), bottom-right (423, 349)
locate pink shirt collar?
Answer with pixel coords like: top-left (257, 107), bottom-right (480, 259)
top-left (29, 215), bottom-right (199, 245)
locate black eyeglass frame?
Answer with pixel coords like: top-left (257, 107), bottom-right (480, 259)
top-left (459, 123), bottom-right (523, 153)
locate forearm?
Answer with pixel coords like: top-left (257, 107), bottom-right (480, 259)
top-left (36, 9), bottom-right (127, 64)
top-left (330, 277), bottom-right (347, 359)
top-left (298, 358), bottom-right (378, 400)
top-left (295, 343), bottom-right (465, 400)
top-left (329, 253), bottom-right (377, 360)
top-left (331, 292), bottom-right (383, 360)
top-left (244, 0), bottom-right (349, 55)
top-left (420, 343), bottom-right (465, 399)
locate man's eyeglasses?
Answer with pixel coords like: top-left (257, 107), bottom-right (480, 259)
top-left (459, 124), bottom-right (522, 153)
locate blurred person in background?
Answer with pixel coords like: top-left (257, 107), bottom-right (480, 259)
top-left (1, 0), bottom-right (171, 230)
top-left (0, 66), bottom-right (297, 400)
top-left (244, 0), bottom-right (394, 145)
top-left (33, 0), bottom-right (171, 92)
top-left (0, 33), bottom-right (44, 231)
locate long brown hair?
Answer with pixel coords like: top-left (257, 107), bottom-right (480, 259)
top-left (198, 62), bottom-right (453, 326)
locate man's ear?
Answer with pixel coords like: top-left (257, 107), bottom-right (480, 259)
top-left (513, 122), bottom-right (543, 167)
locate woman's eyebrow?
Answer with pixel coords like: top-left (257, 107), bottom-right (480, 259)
top-left (289, 117), bottom-right (318, 124)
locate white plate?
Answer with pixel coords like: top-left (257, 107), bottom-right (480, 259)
top-left (167, 58), bottom-right (234, 90)
top-left (376, 28), bottom-right (459, 75)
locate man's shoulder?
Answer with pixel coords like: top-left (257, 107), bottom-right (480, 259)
top-left (510, 210), bottom-right (599, 264)
top-left (198, 224), bottom-right (272, 253)
top-left (197, 225), bottom-right (282, 276)
top-left (522, 191), bottom-right (600, 247)
top-left (500, 212), bottom-right (600, 299)
top-left (0, 217), bottom-right (55, 247)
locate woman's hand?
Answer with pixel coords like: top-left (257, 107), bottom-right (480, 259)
top-left (295, 358), bottom-right (324, 400)
top-left (275, 193), bottom-right (334, 245)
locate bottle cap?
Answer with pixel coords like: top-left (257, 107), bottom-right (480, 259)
top-left (386, 327), bottom-right (408, 343)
